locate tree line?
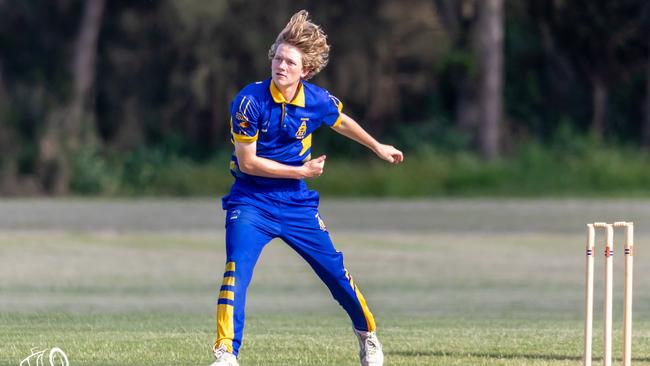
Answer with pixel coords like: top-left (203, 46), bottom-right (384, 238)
top-left (0, 0), bottom-right (649, 195)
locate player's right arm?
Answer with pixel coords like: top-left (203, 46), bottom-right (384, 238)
top-left (235, 141), bottom-right (325, 179)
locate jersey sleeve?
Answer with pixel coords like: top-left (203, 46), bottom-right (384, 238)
top-left (230, 94), bottom-right (261, 143)
top-left (322, 91), bottom-right (344, 128)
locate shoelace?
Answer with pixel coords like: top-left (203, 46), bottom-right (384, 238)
top-left (213, 346), bottom-right (227, 360)
top-left (364, 337), bottom-right (377, 356)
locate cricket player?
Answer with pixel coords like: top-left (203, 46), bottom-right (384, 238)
top-left (210, 10), bottom-right (403, 366)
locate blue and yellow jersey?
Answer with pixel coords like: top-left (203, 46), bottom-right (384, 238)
top-left (228, 78), bottom-right (343, 188)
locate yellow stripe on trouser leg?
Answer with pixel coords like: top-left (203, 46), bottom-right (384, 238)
top-left (215, 261), bottom-right (236, 352)
top-left (216, 304), bottom-right (235, 352)
top-left (219, 290), bottom-right (234, 300)
top-left (353, 285), bottom-right (376, 332)
top-left (346, 271), bottom-right (376, 332)
top-left (225, 261), bottom-right (235, 272)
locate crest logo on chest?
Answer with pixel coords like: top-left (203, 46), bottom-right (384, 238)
top-left (295, 118), bottom-right (309, 139)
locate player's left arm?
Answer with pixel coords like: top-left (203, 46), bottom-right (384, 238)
top-left (331, 113), bottom-right (404, 164)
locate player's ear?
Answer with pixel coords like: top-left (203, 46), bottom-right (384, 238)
top-left (300, 68), bottom-right (311, 79)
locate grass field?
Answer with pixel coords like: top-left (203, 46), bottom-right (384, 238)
top-left (1, 199), bottom-right (650, 365)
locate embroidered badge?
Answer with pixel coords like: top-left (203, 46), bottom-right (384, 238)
top-left (235, 112), bottom-right (248, 122)
top-left (295, 118), bottom-right (308, 139)
top-left (230, 209), bottom-right (241, 221)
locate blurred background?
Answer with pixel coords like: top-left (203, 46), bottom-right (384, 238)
top-left (1, 0), bottom-right (650, 197)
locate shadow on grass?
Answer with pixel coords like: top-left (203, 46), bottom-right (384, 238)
top-left (388, 350), bottom-right (650, 363)
top-left (387, 350), bottom-right (579, 362)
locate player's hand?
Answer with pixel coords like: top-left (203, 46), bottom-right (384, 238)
top-left (373, 144), bottom-right (404, 164)
top-left (301, 155), bottom-right (326, 178)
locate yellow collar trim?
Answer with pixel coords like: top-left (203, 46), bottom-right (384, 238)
top-left (270, 80), bottom-right (305, 107)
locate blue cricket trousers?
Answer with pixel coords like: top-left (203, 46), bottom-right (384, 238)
top-left (215, 182), bottom-right (376, 355)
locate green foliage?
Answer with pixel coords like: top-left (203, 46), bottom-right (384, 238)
top-left (392, 119), bottom-right (471, 153)
top-left (69, 147), bottom-right (232, 196)
top-left (313, 138), bottom-right (650, 197)
top-left (70, 148), bottom-right (118, 194)
top-left (114, 148), bottom-right (231, 196)
top-left (439, 48), bottom-right (478, 78)
top-left (123, 156), bottom-right (232, 196)
top-left (66, 138), bottom-right (650, 197)
top-left (2, 0), bottom-right (649, 195)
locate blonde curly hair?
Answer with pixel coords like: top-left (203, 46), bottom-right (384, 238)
top-left (268, 10), bottom-right (330, 80)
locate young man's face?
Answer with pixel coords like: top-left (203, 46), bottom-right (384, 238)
top-left (271, 43), bottom-right (309, 90)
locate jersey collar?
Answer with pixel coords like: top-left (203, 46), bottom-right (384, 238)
top-left (269, 80), bottom-right (305, 107)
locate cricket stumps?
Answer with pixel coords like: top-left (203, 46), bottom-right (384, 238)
top-left (584, 222), bottom-right (634, 366)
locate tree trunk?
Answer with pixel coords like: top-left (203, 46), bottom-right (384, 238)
top-left (434, 0), bottom-right (482, 143)
top-left (68, 0), bottom-right (105, 149)
top-left (456, 76), bottom-right (479, 133)
top-left (38, 110), bottom-right (69, 194)
top-left (476, 0), bottom-right (503, 160)
top-left (643, 37), bottom-right (650, 149)
top-left (591, 75), bottom-right (607, 139)
top-left (37, 0), bottom-right (105, 194)
top-left (433, 0), bottom-right (460, 39)
top-left (366, 41), bottom-right (399, 134)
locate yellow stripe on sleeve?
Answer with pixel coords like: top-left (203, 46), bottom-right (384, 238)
top-left (329, 96), bottom-right (344, 128)
top-left (232, 131), bottom-right (259, 143)
top-left (331, 114), bottom-right (343, 128)
top-left (222, 276), bottom-right (235, 286)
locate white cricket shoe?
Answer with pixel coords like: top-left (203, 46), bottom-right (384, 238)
top-left (354, 329), bottom-right (384, 366)
top-left (209, 344), bottom-right (239, 366)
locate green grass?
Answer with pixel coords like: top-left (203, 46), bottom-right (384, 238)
top-left (2, 200), bottom-right (650, 365)
top-left (3, 313), bottom-right (650, 366)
